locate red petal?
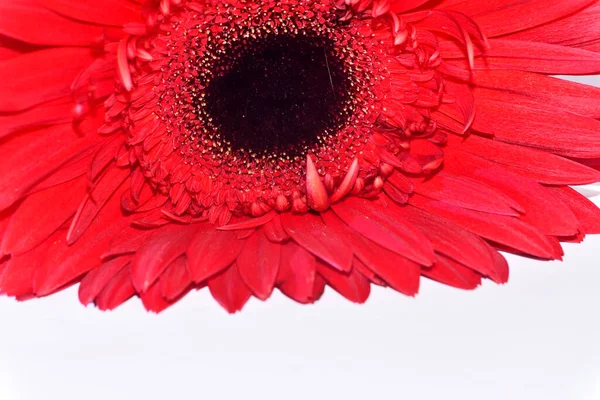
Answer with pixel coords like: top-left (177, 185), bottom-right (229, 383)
top-left (237, 231), bottom-right (281, 300)
top-left (447, 133), bottom-right (600, 185)
top-left (31, 145), bottom-right (98, 193)
top-left (263, 215), bottom-right (290, 243)
top-left (473, 70), bottom-right (600, 119)
top-left (547, 187), bottom-right (600, 235)
top-left (331, 197), bottom-right (435, 266)
top-left (0, 213), bottom-right (9, 246)
top-left (281, 212), bottom-right (353, 272)
top-left (507, 2), bottom-right (600, 50)
top-left (1, 177), bottom-right (87, 255)
top-left (217, 211), bottom-right (275, 230)
top-left (353, 258), bottom-right (386, 286)
top-left (410, 194), bottom-right (560, 260)
top-left (305, 155), bottom-right (330, 211)
top-left (444, 150), bottom-right (580, 237)
top-left (0, 2), bottom-right (107, 46)
top-left (439, 0), bottom-right (596, 38)
top-left (414, 173), bottom-right (521, 216)
top-left (312, 274), bottom-right (326, 302)
top-left (89, 136), bottom-right (124, 181)
top-left (316, 261), bottom-right (370, 304)
top-left (393, 204), bottom-right (501, 281)
top-left (187, 228), bottom-right (244, 283)
top-left (0, 99), bottom-right (74, 140)
top-left (440, 80), bottom-right (475, 133)
top-left (42, 0), bottom-right (141, 26)
top-left (330, 158), bottom-right (359, 203)
top-left (277, 241), bottom-right (317, 304)
top-left (422, 255), bottom-right (483, 290)
top-left (383, 183), bottom-right (410, 205)
top-left (345, 229), bottom-right (421, 296)
top-left (0, 124), bottom-right (97, 211)
top-left (391, 0), bottom-right (429, 13)
top-left (447, 39), bottom-right (600, 75)
top-left (33, 196), bottom-right (131, 296)
top-left (159, 255), bottom-right (192, 301)
top-left (67, 165), bottom-right (130, 244)
top-left (208, 263), bottom-right (252, 313)
top-left (78, 256), bottom-right (132, 305)
top-left (95, 265), bottom-right (136, 311)
top-left (140, 281), bottom-right (174, 313)
top-left (102, 227), bottom-right (154, 259)
top-left (471, 87), bottom-right (600, 159)
top-left (490, 250), bottom-right (510, 285)
top-left (321, 208), bottom-right (423, 294)
top-left (0, 48), bottom-right (94, 111)
top-left (0, 249), bottom-right (39, 297)
top-left (130, 224), bottom-right (197, 293)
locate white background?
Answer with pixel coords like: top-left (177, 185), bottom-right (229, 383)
top-left (0, 78), bottom-right (599, 400)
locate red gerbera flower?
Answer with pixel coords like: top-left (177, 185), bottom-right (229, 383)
top-left (0, 0), bottom-right (599, 313)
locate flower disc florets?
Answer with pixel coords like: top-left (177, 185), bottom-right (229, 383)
top-left (123, 0), bottom-right (409, 222)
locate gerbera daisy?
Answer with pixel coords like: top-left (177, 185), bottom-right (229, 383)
top-left (0, 0), bottom-right (599, 313)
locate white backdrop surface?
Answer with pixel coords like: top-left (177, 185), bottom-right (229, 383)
top-left (0, 80), bottom-right (599, 400)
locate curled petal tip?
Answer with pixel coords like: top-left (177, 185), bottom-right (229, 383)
top-left (331, 158), bottom-right (360, 203)
top-left (305, 155), bottom-right (330, 212)
top-left (371, 0), bottom-right (390, 18)
top-left (117, 39), bottom-right (133, 92)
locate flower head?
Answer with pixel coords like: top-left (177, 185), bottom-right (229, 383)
top-left (1, 0), bottom-right (600, 312)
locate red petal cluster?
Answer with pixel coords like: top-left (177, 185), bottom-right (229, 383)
top-left (0, 0), bottom-right (599, 313)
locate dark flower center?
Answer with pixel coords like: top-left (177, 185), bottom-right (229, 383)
top-left (202, 34), bottom-right (353, 154)
top-left (146, 1), bottom-right (383, 216)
